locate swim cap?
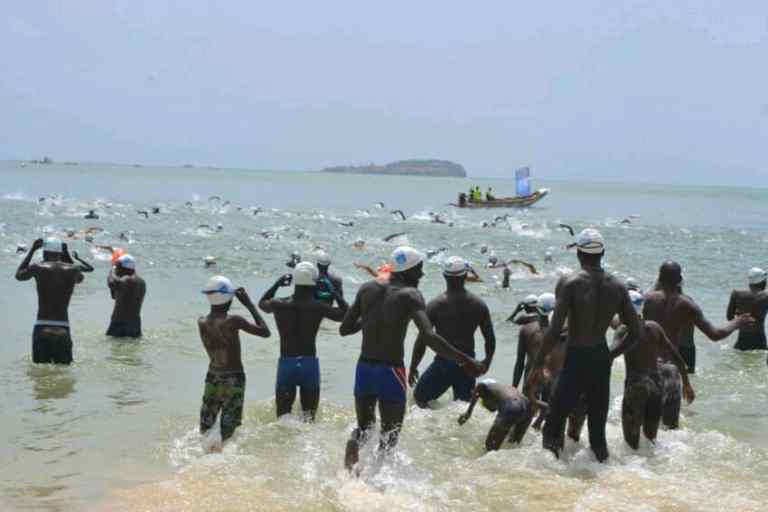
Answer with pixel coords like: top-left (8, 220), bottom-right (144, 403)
top-left (479, 378), bottom-right (497, 386)
top-left (537, 292), bottom-right (556, 315)
top-left (43, 237), bottom-right (63, 253)
top-left (629, 290), bottom-right (644, 314)
top-left (111, 247), bottom-right (125, 264)
top-left (202, 275), bottom-right (235, 306)
top-left (575, 228), bottom-right (605, 254)
top-left (626, 277), bottom-right (640, 291)
top-left (391, 246), bottom-right (425, 273)
top-left (116, 254), bottom-right (136, 270)
top-left (748, 267), bottom-right (767, 285)
top-left (443, 256), bottom-right (468, 277)
top-left (293, 261), bottom-right (318, 286)
top-left (523, 294), bottom-right (538, 306)
top-left (316, 251), bottom-right (331, 266)
top-left (204, 255), bottom-right (216, 265)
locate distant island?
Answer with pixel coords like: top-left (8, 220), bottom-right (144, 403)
top-left (321, 159), bottom-right (466, 178)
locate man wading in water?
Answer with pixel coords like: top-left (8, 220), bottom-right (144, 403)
top-left (106, 254), bottom-right (146, 338)
top-left (526, 229), bottom-right (640, 462)
top-left (725, 267), bottom-right (768, 351)
top-left (15, 238), bottom-right (85, 364)
top-left (340, 246), bottom-right (485, 472)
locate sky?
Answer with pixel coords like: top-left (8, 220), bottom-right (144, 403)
top-left (1, 1), bottom-right (766, 184)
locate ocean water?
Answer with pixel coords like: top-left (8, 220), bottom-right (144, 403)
top-left (1, 161), bottom-right (766, 511)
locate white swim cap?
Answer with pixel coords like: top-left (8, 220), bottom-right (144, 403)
top-left (479, 378), bottom-right (497, 386)
top-left (116, 254), bottom-right (136, 270)
top-left (202, 275), bottom-right (235, 306)
top-left (575, 228), bottom-right (605, 254)
top-left (204, 255), bottom-right (216, 265)
top-left (443, 256), bottom-right (468, 276)
top-left (391, 246), bottom-right (425, 273)
top-left (629, 290), bottom-right (644, 314)
top-left (537, 292), bottom-right (556, 315)
top-left (523, 294), bottom-right (538, 306)
top-left (293, 261), bottom-right (318, 286)
top-left (316, 251), bottom-right (331, 266)
top-left (43, 237), bottom-right (63, 253)
top-left (748, 267), bottom-right (767, 285)
top-left (625, 277), bottom-right (640, 291)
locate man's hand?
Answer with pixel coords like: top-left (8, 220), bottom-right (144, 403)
top-left (235, 288), bottom-right (253, 306)
top-left (734, 313), bottom-right (755, 329)
top-left (457, 413), bottom-right (470, 426)
top-left (460, 357), bottom-right (486, 378)
top-left (408, 368), bottom-right (419, 387)
top-left (32, 238), bottom-right (44, 251)
top-left (683, 383), bottom-right (695, 404)
top-left (278, 274), bottom-right (292, 287)
top-left (525, 368), bottom-right (543, 412)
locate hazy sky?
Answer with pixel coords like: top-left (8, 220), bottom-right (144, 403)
top-left (2, 1), bottom-right (766, 183)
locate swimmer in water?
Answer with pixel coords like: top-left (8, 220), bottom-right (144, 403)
top-left (526, 229), bottom-right (640, 462)
top-left (340, 247), bottom-right (485, 471)
top-left (353, 238), bottom-right (366, 250)
top-left (204, 256), bottom-right (217, 268)
top-left (15, 238), bottom-right (85, 364)
top-left (198, 277), bottom-right (270, 445)
top-left (409, 257), bottom-right (496, 406)
top-left (726, 268), bottom-right (768, 351)
top-left (259, 263), bottom-right (348, 420)
top-left (85, 209), bottom-right (99, 220)
top-left (544, 249), bottom-right (554, 263)
top-left (643, 261), bottom-right (753, 374)
top-left (458, 379), bottom-right (538, 451)
top-left (286, 251), bottom-right (301, 268)
top-left (315, 251), bottom-right (344, 305)
top-left (391, 210), bottom-right (406, 221)
top-left (137, 210), bottom-right (149, 219)
top-left (611, 291), bottom-right (694, 446)
top-left (106, 255), bottom-right (146, 338)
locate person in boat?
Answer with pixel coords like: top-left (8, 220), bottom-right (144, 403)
top-left (467, 186), bottom-right (475, 202)
top-left (474, 187), bottom-right (482, 202)
top-left (486, 188), bottom-right (496, 201)
top-left (725, 267), bottom-right (768, 351)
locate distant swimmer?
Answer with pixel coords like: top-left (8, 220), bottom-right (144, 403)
top-left (409, 257), bottom-right (496, 406)
top-left (526, 229), bottom-right (640, 462)
top-left (15, 238), bottom-right (85, 364)
top-left (199, 277), bottom-right (270, 445)
top-left (204, 256), bottom-right (217, 268)
top-left (137, 210), bottom-right (149, 219)
top-left (353, 262), bottom-right (393, 284)
top-left (458, 379), bottom-right (538, 451)
top-left (621, 218), bottom-right (632, 225)
top-left (501, 264), bottom-right (511, 289)
top-left (425, 247), bottom-right (446, 259)
top-left (557, 224), bottom-right (575, 237)
top-left (151, 207), bottom-right (161, 214)
top-left (726, 268), bottom-right (768, 351)
top-left (106, 255), bottom-right (146, 338)
top-left (383, 232), bottom-right (408, 242)
top-left (216, 223), bottom-right (223, 232)
top-left (286, 251), bottom-right (301, 268)
top-left (315, 251), bottom-right (344, 305)
top-left (16, 244), bottom-right (28, 254)
top-left (353, 238), bottom-right (366, 250)
top-left (611, 291), bottom-right (694, 446)
top-left (338, 221), bottom-right (355, 228)
top-left (259, 263), bottom-right (348, 420)
top-left (480, 244), bottom-right (489, 255)
top-left (643, 261), bottom-right (753, 374)
top-left (390, 210), bottom-right (406, 221)
top-left (509, 259), bottom-right (539, 275)
top-left (340, 247), bottom-right (484, 471)
top-left (119, 232), bottom-right (130, 242)
top-left (375, 202), bottom-right (385, 209)
top-left (84, 209), bottom-right (99, 220)
top-left (544, 249), bottom-right (554, 263)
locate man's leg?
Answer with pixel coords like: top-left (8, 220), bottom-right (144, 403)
top-left (659, 363), bottom-right (682, 429)
top-left (585, 347), bottom-right (611, 462)
top-left (486, 414), bottom-right (515, 451)
top-left (200, 374), bottom-right (223, 435)
top-left (346, 395), bottom-right (376, 471)
top-left (542, 352), bottom-right (585, 457)
top-left (621, 381), bottom-right (646, 450)
top-left (220, 374), bottom-right (245, 441)
top-left (643, 379), bottom-right (663, 443)
top-left (451, 361), bottom-right (476, 402)
top-left (299, 357), bottom-right (321, 421)
top-left (379, 400), bottom-right (407, 452)
top-left (413, 359), bottom-right (451, 407)
top-left (275, 358), bottom-right (298, 418)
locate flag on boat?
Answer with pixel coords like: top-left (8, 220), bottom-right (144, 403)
top-left (515, 167), bottom-right (530, 197)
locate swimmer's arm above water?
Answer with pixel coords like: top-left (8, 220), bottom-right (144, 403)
top-left (234, 288), bottom-right (270, 337)
top-left (259, 275), bottom-right (291, 314)
top-left (458, 388), bottom-right (481, 425)
top-left (15, 238), bottom-right (42, 281)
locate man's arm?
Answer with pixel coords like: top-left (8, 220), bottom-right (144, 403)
top-left (655, 323), bottom-right (695, 404)
top-left (478, 305), bottom-right (496, 371)
top-left (458, 387), bottom-right (481, 425)
top-left (353, 263), bottom-right (377, 278)
top-left (259, 275), bottom-right (290, 314)
top-left (512, 331), bottom-right (528, 388)
top-left (408, 336), bottom-right (427, 386)
top-left (318, 299), bottom-right (348, 322)
top-left (691, 300), bottom-right (753, 341)
top-left (15, 239), bottom-right (42, 281)
top-left (610, 290), bottom-right (641, 359)
top-left (339, 290), bottom-right (363, 336)
top-left (726, 291), bottom-right (737, 321)
top-left (71, 251), bottom-right (94, 273)
top-left (234, 288), bottom-right (271, 337)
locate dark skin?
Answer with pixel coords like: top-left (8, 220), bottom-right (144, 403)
top-left (259, 274), bottom-right (348, 419)
top-left (644, 262), bottom-right (753, 369)
top-left (408, 274), bottom-right (496, 397)
top-left (317, 263), bottom-right (344, 304)
top-left (726, 282), bottom-right (768, 343)
top-left (611, 316), bottom-right (694, 449)
top-left (107, 265), bottom-right (146, 327)
top-left (458, 382), bottom-right (538, 451)
top-left (198, 288), bottom-right (271, 374)
top-left (15, 239), bottom-right (84, 323)
top-left (339, 262), bottom-right (485, 470)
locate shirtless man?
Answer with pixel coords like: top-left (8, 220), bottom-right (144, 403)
top-left (340, 246), bottom-right (484, 471)
top-left (644, 261), bottom-right (753, 373)
top-left (513, 293), bottom-right (557, 393)
top-left (409, 257), bottom-right (495, 406)
top-left (526, 229), bottom-right (640, 462)
top-left (612, 291), bottom-right (694, 448)
top-left (106, 254), bottom-right (146, 338)
top-left (458, 379), bottom-right (537, 451)
top-left (198, 276), bottom-right (270, 443)
top-left (315, 251), bottom-right (344, 305)
top-left (726, 267), bottom-right (768, 351)
top-left (259, 262), bottom-right (348, 420)
top-left (15, 238), bottom-right (85, 364)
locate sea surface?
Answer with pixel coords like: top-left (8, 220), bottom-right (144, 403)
top-left (1, 161), bottom-right (766, 511)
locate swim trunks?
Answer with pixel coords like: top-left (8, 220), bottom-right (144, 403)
top-left (413, 355), bottom-right (475, 403)
top-left (354, 358), bottom-right (407, 404)
top-left (734, 331), bottom-right (767, 351)
top-left (677, 342), bottom-right (696, 374)
top-left (32, 322), bottom-right (73, 365)
top-left (622, 373), bottom-right (662, 442)
top-left (106, 320), bottom-right (142, 338)
top-left (199, 371), bottom-right (246, 440)
top-left (658, 362), bottom-right (682, 429)
top-left (276, 356), bottom-right (320, 393)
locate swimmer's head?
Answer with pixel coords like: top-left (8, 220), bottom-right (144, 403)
top-left (202, 275), bottom-right (235, 306)
top-left (116, 254), bottom-right (136, 274)
top-left (629, 290), bottom-right (645, 316)
top-left (353, 238), bottom-right (366, 249)
top-left (537, 292), bottom-right (556, 316)
top-left (443, 256), bottom-right (469, 277)
top-left (575, 228), bottom-right (605, 255)
top-left (42, 237), bottom-right (63, 261)
top-left (522, 294), bottom-right (538, 313)
top-left (203, 255), bottom-right (217, 267)
top-left (391, 246), bottom-right (425, 285)
top-left (316, 251), bottom-right (331, 268)
top-left (748, 267), bottom-right (767, 288)
top-left (657, 261), bottom-right (683, 290)
top-left (625, 277), bottom-right (640, 292)
top-left (488, 255), bottom-right (499, 265)
top-left (293, 261), bottom-right (318, 287)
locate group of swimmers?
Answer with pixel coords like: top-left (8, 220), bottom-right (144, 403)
top-left (13, 228), bottom-right (768, 470)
